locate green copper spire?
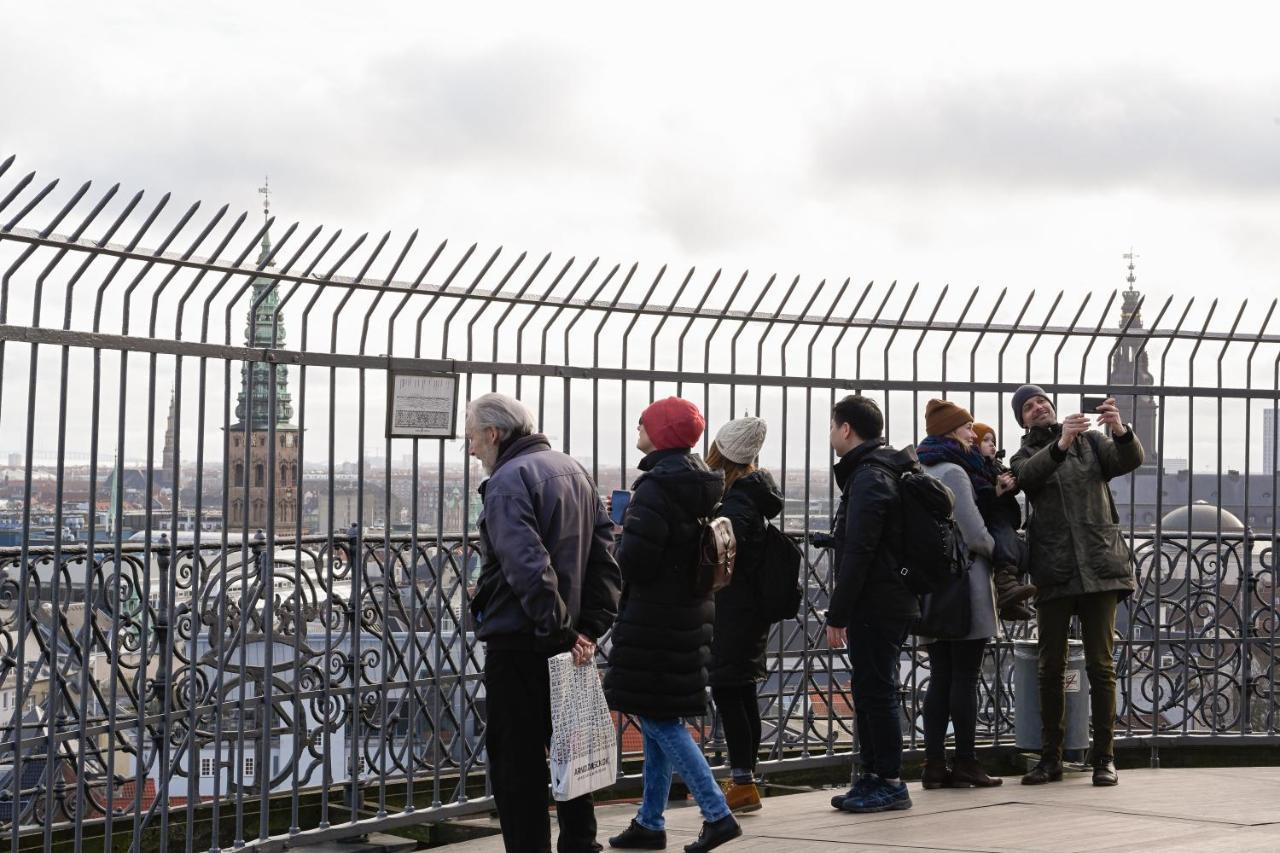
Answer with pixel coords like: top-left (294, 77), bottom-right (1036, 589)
top-left (233, 177), bottom-right (295, 431)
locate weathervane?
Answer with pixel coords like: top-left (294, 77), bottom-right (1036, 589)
top-left (1123, 247), bottom-right (1139, 288)
top-left (258, 175), bottom-right (271, 223)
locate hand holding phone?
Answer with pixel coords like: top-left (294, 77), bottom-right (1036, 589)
top-left (609, 490), bottom-right (632, 525)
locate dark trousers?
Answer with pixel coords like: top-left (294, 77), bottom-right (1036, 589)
top-left (848, 617), bottom-right (909, 780)
top-left (1035, 592), bottom-right (1119, 764)
top-left (922, 638), bottom-right (988, 762)
top-left (988, 518), bottom-right (1024, 571)
top-left (711, 684), bottom-right (761, 775)
top-left (485, 648), bottom-right (600, 853)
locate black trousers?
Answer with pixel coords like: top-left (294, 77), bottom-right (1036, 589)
top-left (711, 683), bottom-right (761, 775)
top-left (848, 617), bottom-right (910, 780)
top-left (922, 638), bottom-right (988, 761)
top-left (485, 648), bottom-right (600, 853)
top-left (1036, 592), bottom-right (1119, 764)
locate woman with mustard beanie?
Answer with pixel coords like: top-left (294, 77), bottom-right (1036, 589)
top-left (915, 399), bottom-right (1004, 789)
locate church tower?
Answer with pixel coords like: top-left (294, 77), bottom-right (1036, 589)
top-left (1108, 251), bottom-right (1159, 468)
top-left (226, 179), bottom-right (300, 530)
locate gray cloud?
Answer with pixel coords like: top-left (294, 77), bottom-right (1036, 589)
top-left (813, 69), bottom-right (1280, 193)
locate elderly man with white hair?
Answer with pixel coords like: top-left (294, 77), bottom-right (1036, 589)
top-left (465, 392), bottom-right (621, 853)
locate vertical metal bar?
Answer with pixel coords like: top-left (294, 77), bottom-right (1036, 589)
top-left (907, 286), bottom-right (950, 447)
top-left (725, 274), bottom-right (776, 421)
top-left (1212, 302), bottom-right (1249, 735)
top-left (937, 286), bottom-right (978, 401)
top-left (749, 275), bottom-right (804, 415)
top-left (673, 269), bottom-right (725, 400)
top-left (647, 265), bottom-right (697, 401)
top-left (1151, 298), bottom-right (1194, 741)
top-left (1239, 300), bottom-right (1277, 734)
top-left (1183, 300), bottom-right (1219, 735)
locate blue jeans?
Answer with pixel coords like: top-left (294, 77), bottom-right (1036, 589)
top-left (635, 716), bottom-right (730, 831)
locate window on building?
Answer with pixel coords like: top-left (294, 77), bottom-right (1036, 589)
top-left (255, 464), bottom-right (264, 487)
top-left (234, 462), bottom-right (245, 484)
top-left (200, 757), bottom-right (214, 777)
top-left (244, 756), bottom-right (255, 777)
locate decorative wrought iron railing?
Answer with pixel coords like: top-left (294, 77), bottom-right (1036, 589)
top-left (0, 154), bottom-right (1277, 850)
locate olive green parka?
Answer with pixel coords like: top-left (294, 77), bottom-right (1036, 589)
top-left (1010, 424), bottom-right (1144, 603)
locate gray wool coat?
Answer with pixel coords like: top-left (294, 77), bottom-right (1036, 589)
top-left (918, 461), bottom-right (999, 644)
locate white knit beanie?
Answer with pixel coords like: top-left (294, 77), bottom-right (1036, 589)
top-left (714, 417), bottom-right (767, 464)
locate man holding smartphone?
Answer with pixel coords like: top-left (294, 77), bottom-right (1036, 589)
top-left (1009, 385), bottom-right (1143, 788)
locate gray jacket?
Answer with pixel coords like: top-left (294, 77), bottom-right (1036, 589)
top-left (471, 434), bottom-right (622, 653)
top-left (920, 461), bottom-right (998, 643)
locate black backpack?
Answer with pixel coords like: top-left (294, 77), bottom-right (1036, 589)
top-left (871, 461), bottom-right (959, 596)
top-left (754, 522), bottom-right (804, 623)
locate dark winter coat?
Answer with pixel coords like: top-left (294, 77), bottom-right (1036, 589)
top-left (604, 448), bottom-right (725, 719)
top-left (976, 455), bottom-right (1023, 533)
top-left (471, 434), bottom-right (622, 654)
top-left (1010, 425), bottom-right (1144, 603)
top-left (824, 439), bottom-right (921, 628)
top-left (709, 469), bottom-right (785, 687)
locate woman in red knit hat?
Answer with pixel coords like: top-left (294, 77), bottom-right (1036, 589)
top-left (604, 397), bottom-right (742, 852)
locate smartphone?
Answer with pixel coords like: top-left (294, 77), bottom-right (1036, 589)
top-left (1081, 395), bottom-right (1110, 434)
top-left (609, 489), bottom-right (632, 525)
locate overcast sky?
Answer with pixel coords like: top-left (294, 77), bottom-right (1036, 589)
top-left (3, 2), bottom-right (1280, 470)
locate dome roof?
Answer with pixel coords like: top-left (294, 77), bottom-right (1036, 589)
top-left (1159, 500), bottom-right (1246, 533)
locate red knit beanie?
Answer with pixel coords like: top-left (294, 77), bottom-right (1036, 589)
top-left (640, 397), bottom-right (705, 450)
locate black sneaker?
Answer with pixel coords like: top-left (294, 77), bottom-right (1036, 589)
top-left (830, 773), bottom-right (877, 809)
top-left (608, 819), bottom-right (667, 850)
top-left (683, 814), bottom-right (741, 853)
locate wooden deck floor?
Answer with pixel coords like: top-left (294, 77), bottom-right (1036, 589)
top-left (439, 766), bottom-right (1280, 852)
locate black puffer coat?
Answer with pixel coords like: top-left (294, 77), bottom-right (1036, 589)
top-left (709, 470), bottom-right (785, 687)
top-left (604, 448), bottom-right (725, 719)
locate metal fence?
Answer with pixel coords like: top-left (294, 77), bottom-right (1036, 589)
top-left (0, 155), bottom-right (1277, 851)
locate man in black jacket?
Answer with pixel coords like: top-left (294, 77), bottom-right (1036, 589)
top-left (467, 392), bottom-right (622, 853)
top-left (823, 395), bottom-right (920, 814)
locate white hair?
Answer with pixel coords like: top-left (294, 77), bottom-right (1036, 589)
top-left (465, 392), bottom-right (536, 441)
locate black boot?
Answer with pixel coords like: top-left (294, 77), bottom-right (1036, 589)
top-left (920, 759), bottom-right (951, 790)
top-left (1020, 759), bottom-right (1064, 785)
top-left (609, 819), bottom-right (667, 849)
top-left (1092, 758), bottom-right (1118, 787)
top-left (683, 814), bottom-right (741, 853)
top-left (950, 757), bottom-right (1003, 788)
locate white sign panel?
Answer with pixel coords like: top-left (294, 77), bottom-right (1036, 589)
top-left (386, 371), bottom-right (459, 439)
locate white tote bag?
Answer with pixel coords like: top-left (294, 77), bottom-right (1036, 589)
top-left (547, 651), bottom-right (617, 801)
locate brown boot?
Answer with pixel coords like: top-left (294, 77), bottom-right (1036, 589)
top-left (994, 566), bottom-right (1036, 610)
top-left (999, 600), bottom-right (1035, 621)
top-left (949, 757), bottom-right (1003, 787)
top-left (724, 780), bottom-right (762, 813)
top-left (920, 759), bottom-right (951, 790)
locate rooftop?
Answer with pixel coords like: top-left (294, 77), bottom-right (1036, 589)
top-left (441, 766), bottom-right (1280, 853)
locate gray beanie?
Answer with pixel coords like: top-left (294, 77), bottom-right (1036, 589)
top-left (1011, 384), bottom-right (1049, 428)
top-left (714, 417), bottom-right (767, 464)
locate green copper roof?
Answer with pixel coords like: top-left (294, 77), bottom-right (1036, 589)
top-left (232, 231), bottom-right (295, 431)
